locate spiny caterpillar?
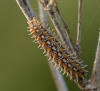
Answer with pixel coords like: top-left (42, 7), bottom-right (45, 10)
top-left (27, 17), bottom-right (88, 82)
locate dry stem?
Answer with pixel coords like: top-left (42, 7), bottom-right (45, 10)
top-left (90, 33), bottom-right (100, 90)
top-left (76, 0), bottom-right (82, 57)
top-left (16, 0), bottom-right (36, 20)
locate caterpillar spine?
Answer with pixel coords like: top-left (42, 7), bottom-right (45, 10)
top-left (27, 17), bottom-right (88, 82)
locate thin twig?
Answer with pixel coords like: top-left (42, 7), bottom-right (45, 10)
top-left (16, 0), bottom-right (35, 20)
top-left (39, 0), bottom-right (74, 53)
top-left (76, 0), bottom-right (82, 57)
top-left (54, 4), bottom-right (76, 55)
top-left (38, 1), bottom-right (68, 91)
top-left (90, 33), bottom-right (100, 90)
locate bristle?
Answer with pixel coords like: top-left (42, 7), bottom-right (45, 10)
top-left (28, 32), bottom-right (33, 35)
top-left (38, 44), bottom-right (41, 48)
top-left (63, 70), bottom-right (66, 75)
top-left (70, 75), bottom-right (73, 80)
top-left (33, 39), bottom-right (36, 42)
top-left (66, 72), bottom-right (69, 77)
top-left (48, 56), bottom-right (52, 61)
top-left (50, 59), bottom-right (55, 63)
top-left (27, 30), bottom-right (30, 32)
top-left (31, 35), bottom-right (36, 38)
top-left (43, 50), bottom-right (46, 54)
top-left (27, 17), bottom-right (88, 82)
top-left (80, 74), bottom-right (84, 79)
top-left (60, 67), bottom-right (63, 72)
top-left (45, 53), bottom-right (49, 56)
top-left (56, 67), bottom-right (60, 70)
top-left (78, 61), bottom-right (83, 64)
top-left (54, 62), bottom-right (57, 67)
top-left (34, 41), bottom-right (39, 43)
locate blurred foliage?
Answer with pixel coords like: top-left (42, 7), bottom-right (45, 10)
top-left (0, 0), bottom-right (100, 91)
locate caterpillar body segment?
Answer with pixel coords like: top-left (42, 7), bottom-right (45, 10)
top-left (27, 17), bottom-right (88, 82)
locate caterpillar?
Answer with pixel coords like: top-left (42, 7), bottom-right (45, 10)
top-left (27, 17), bottom-right (88, 82)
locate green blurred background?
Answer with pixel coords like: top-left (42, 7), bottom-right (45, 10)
top-left (0, 0), bottom-right (100, 91)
